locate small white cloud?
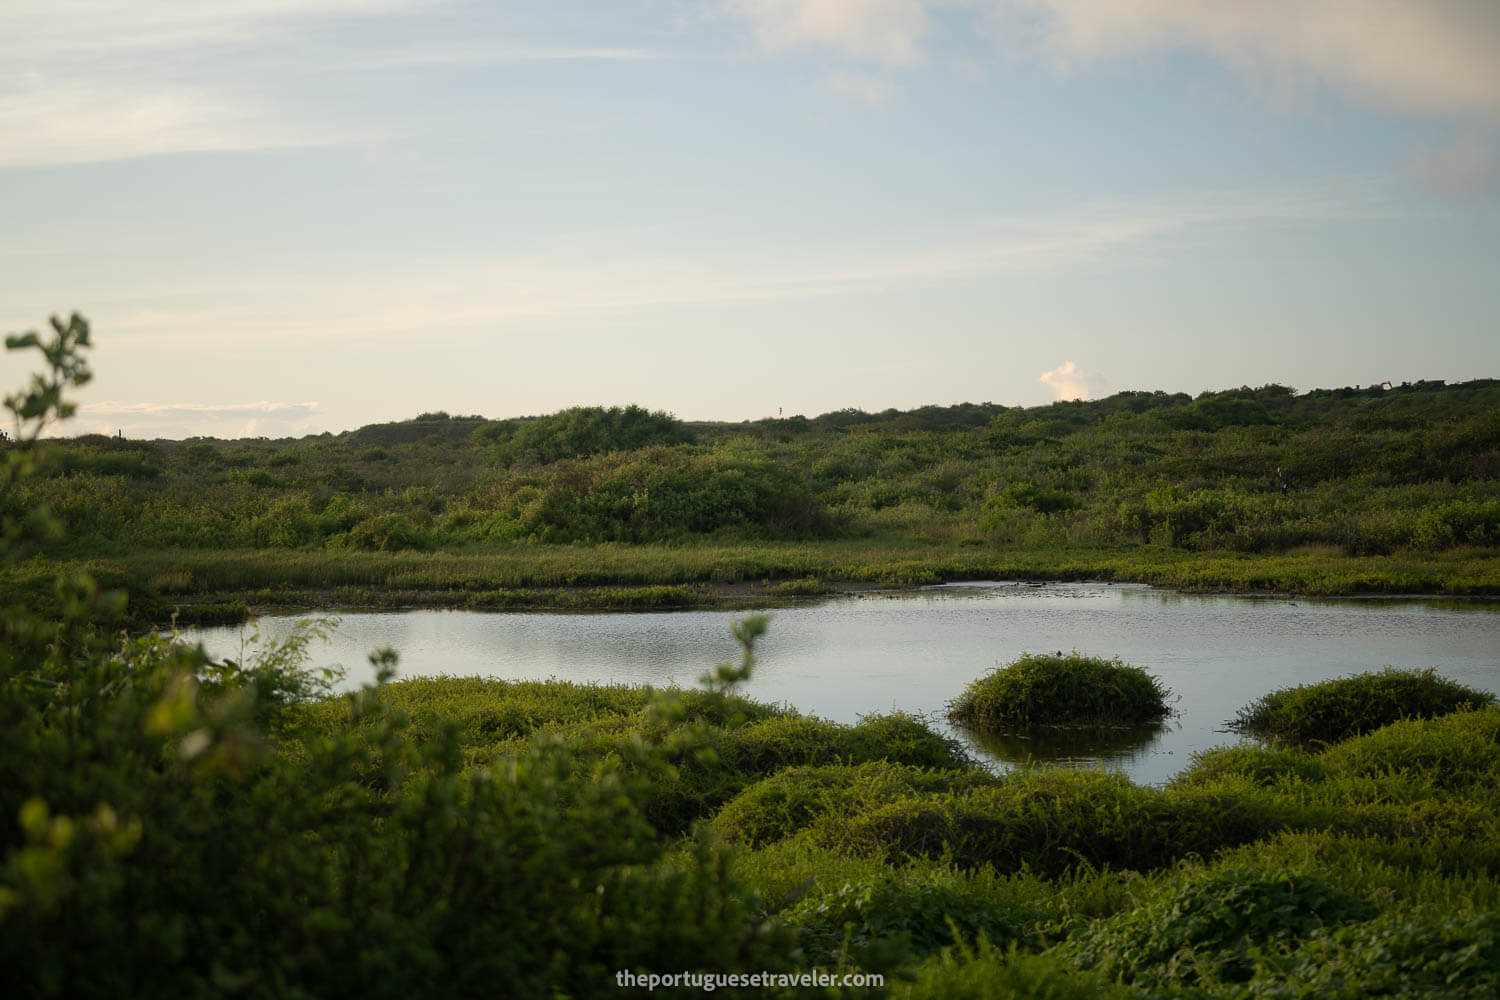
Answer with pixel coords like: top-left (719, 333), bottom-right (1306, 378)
top-left (1039, 360), bottom-right (1107, 401)
top-left (725, 0), bottom-right (933, 66)
top-left (827, 68), bottom-right (893, 105)
top-left (1405, 134), bottom-right (1500, 200)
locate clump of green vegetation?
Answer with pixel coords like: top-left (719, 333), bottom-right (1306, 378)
top-left (1064, 867), bottom-right (1377, 988)
top-left (810, 767), bottom-right (1288, 876)
top-left (1256, 911), bottom-right (1500, 999)
top-left (765, 575), bottom-right (827, 596)
top-left (947, 652), bottom-right (1172, 729)
top-left (710, 762), bottom-right (996, 848)
top-left (1172, 743), bottom-right (1331, 788)
top-left (897, 944), bottom-right (1132, 1000)
top-left (1230, 666), bottom-right (1495, 747)
top-left (782, 868), bottom-right (1030, 968)
top-left (1319, 705), bottom-right (1500, 791)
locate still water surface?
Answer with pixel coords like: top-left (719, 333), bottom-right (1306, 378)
top-left (191, 583), bottom-right (1500, 785)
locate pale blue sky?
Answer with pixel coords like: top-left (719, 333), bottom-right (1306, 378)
top-left (4, 1), bottom-right (1498, 438)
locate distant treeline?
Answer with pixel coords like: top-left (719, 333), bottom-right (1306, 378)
top-left (9, 380), bottom-right (1498, 556)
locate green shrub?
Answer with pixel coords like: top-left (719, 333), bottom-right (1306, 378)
top-left (1413, 499), bottom-right (1500, 549)
top-left (896, 942), bottom-right (1130, 1000)
top-left (1064, 867), bottom-right (1376, 988)
top-left (947, 652), bottom-right (1171, 729)
top-left (710, 762), bottom-right (997, 848)
top-left (1251, 911), bottom-right (1500, 999)
top-left (987, 482), bottom-right (1080, 515)
top-left (340, 512), bottom-right (432, 552)
top-left (169, 601), bottom-right (250, 627)
top-left (724, 712), bottom-right (969, 776)
top-left (478, 404), bottom-right (694, 464)
top-left (1173, 744), bottom-right (1331, 788)
top-left (1319, 706), bottom-right (1500, 791)
top-left (782, 869), bottom-right (1029, 966)
top-left (812, 768), bottom-right (1287, 876)
top-left (1230, 667), bottom-right (1495, 747)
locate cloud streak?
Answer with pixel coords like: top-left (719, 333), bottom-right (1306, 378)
top-left (1404, 134), bottom-right (1500, 200)
top-left (0, 0), bottom-right (435, 167)
top-left (75, 399), bottom-right (323, 440)
top-left (725, 1), bottom-right (1500, 118)
top-left (85, 179), bottom-right (1376, 346)
top-left (1026, 0), bottom-right (1500, 118)
top-left (725, 0), bottom-right (934, 66)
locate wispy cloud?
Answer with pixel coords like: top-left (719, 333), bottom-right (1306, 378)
top-left (1026, 0), bottom-right (1500, 118)
top-left (725, 0), bottom-right (934, 66)
top-left (88, 180), bottom-right (1376, 345)
top-left (725, 1), bottom-right (1500, 119)
top-left (1, 1), bottom-right (439, 57)
top-left (0, 0), bottom-right (437, 167)
top-left (0, 83), bottom-right (334, 168)
top-left (1404, 134), bottom-right (1500, 201)
top-left (826, 69), bottom-right (893, 105)
top-left (76, 399), bottom-right (323, 440)
top-left (334, 45), bottom-right (697, 72)
top-left (1039, 359), bottom-right (1106, 401)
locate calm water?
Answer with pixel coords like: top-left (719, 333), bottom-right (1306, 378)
top-left (190, 582), bottom-right (1500, 785)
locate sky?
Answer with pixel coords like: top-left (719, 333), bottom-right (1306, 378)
top-left (3, 0), bottom-right (1498, 439)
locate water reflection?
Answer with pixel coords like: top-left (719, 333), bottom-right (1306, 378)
top-left (955, 721), bottom-right (1169, 771)
top-left (188, 582), bottom-right (1500, 786)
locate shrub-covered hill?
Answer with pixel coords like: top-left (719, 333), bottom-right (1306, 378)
top-left (13, 379), bottom-right (1498, 564)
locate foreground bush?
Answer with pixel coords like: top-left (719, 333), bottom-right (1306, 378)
top-left (711, 762), bottom-right (997, 848)
top-left (1230, 667), bottom-right (1494, 747)
top-left (947, 652), bottom-right (1172, 729)
top-left (782, 868), bottom-right (1030, 967)
top-left (1063, 867), bottom-right (1376, 988)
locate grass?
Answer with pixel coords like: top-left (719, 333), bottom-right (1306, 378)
top-left (947, 652), bottom-right (1173, 729)
top-left (10, 540), bottom-right (1500, 621)
top-left (1229, 666), bottom-right (1496, 747)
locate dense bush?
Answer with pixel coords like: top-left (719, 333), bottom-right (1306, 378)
top-left (947, 652), bottom-right (1172, 729)
top-left (1172, 743), bottom-right (1331, 788)
top-left (896, 945), bottom-right (1131, 1000)
top-left (783, 868), bottom-right (1030, 967)
top-left (1230, 667), bottom-right (1495, 747)
top-left (1064, 867), bottom-right (1376, 988)
top-left (1414, 499), bottom-right (1500, 549)
top-left (476, 404), bottom-right (694, 463)
top-left (810, 768), bottom-right (1287, 876)
top-left (1250, 911), bottom-right (1500, 999)
top-left (711, 762), bottom-right (996, 848)
top-left (1318, 705), bottom-right (1500, 791)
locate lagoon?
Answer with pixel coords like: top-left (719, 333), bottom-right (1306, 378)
top-left (190, 582), bottom-right (1500, 785)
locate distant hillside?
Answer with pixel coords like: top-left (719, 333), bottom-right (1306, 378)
top-left (13, 378), bottom-right (1496, 559)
